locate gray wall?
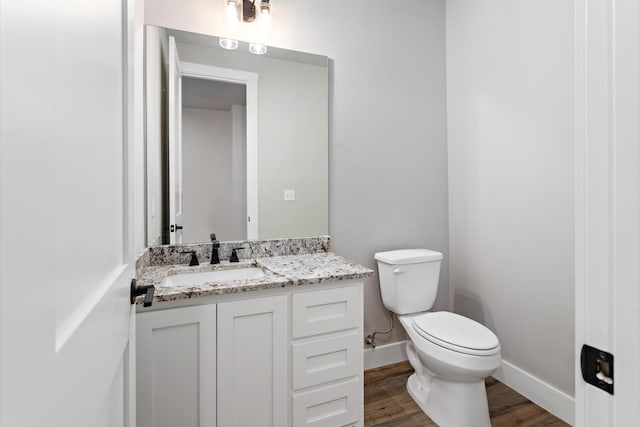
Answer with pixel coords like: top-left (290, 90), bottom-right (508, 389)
top-left (145, 0), bottom-right (449, 344)
top-left (446, 0), bottom-right (575, 395)
top-left (182, 107), bottom-right (245, 242)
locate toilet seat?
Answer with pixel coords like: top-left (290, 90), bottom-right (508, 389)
top-left (412, 312), bottom-right (500, 356)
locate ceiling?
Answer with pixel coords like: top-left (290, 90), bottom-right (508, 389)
top-left (182, 77), bottom-right (246, 110)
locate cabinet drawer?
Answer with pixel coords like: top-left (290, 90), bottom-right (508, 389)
top-left (292, 378), bottom-right (360, 427)
top-left (292, 331), bottom-right (360, 390)
top-left (292, 286), bottom-right (361, 338)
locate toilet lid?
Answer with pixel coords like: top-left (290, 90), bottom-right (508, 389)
top-left (412, 312), bottom-right (500, 355)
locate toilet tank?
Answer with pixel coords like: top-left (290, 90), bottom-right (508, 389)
top-left (375, 249), bottom-right (443, 315)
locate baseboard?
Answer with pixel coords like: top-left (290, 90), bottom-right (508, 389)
top-left (363, 340), bottom-right (409, 371)
top-left (493, 360), bottom-right (575, 425)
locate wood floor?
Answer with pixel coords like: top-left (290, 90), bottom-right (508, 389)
top-left (364, 361), bottom-right (569, 427)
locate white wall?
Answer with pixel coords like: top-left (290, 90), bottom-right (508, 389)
top-left (446, 0), bottom-right (575, 402)
top-left (144, 0), bottom-right (449, 345)
top-left (182, 108), bottom-right (245, 242)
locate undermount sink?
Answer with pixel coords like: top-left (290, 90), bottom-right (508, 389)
top-left (163, 267), bottom-right (266, 287)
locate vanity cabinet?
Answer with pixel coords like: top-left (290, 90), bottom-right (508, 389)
top-left (136, 280), bottom-right (363, 427)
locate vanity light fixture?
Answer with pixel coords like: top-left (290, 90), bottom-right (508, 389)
top-left (242, 0), bottom-right (257, 22)
top-left (259, 0), bottom-right (271, 26)
top-left (225, 0), bottom-right (239, 22)
top-left (225, 0), bottom-right (271, 24)
top-left (219, 38), bottom-right (239, 50)
top-left (249, 43), bottom-right (267, 55)
top-left (260, 0), bottom-right (270, 16)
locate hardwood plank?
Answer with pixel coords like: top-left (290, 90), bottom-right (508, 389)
top-left (364, 361), bottom-right (569, 427)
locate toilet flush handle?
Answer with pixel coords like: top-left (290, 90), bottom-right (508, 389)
top-left (393, 268), bottom-right (404, 274)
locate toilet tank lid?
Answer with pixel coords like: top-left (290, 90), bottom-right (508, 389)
top-left (374, 249), bottom-right (443, 264)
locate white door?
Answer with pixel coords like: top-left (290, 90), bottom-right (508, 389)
top-left (575, 0), bottom-right (640, 424)
top-left (0, 1), bottom-right (136, 426)
top-left (168, 36), bottom-right (184, 244)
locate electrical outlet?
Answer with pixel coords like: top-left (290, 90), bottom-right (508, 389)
top-left (283, 189), bottom-right (296, 201)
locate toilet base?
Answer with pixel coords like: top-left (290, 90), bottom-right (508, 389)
top-left (406, 373), bottom-right (431, 411)
top-left (407, 373), bottom-right (492, 427)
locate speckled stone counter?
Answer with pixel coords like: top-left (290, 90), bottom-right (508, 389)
top-left (140, 236), bottom-right (331, 268)
top-left (136, 252), bottom-right (373, 305)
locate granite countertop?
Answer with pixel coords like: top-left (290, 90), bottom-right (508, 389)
top-left (136, 252), bottom-right (374, 305)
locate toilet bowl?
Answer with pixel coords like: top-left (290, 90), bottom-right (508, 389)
top-left (374, 249), bottom-right (502, 427)
top-left (399, 312), bottom-right (501, 427)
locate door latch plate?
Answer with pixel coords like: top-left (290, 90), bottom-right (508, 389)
top-left (581, 344), bottom-right (614, 395)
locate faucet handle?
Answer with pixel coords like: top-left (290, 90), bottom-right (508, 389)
top-left (229, 247), bottom-right (245, 263)
top-left (180, 250), bottom-right (199, 266)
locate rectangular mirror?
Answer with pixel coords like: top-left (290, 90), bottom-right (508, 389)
top-left (145, 25), bottom-right (329, 246)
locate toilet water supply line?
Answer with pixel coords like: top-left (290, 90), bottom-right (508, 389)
top-left (365, 311), bottom-right (394, 348)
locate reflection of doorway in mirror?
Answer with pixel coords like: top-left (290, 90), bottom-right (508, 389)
top-left (181, 77), bottom-right (247, 243)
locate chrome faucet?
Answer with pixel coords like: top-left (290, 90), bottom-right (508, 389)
top-left (210, 233), bottom-right (220, 264)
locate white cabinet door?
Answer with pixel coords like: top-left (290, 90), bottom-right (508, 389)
top-left (137, 305), bottom-right (217, 427)
top-left (218, 295), bottom-right (289, 427)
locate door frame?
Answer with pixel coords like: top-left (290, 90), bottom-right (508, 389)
top-left (574, 0), bottom-right (640, 424)
top-left (179, 61), bottom-right (259, 240)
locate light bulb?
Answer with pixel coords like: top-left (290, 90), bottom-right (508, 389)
top-left (219, 38), bottom-right (239, 50)
top-left (249, 43), bottom-right (267, 55)
top-left (260, 5), bottom-right (271, 26)
top-left (225, 0), bottom-right (238, 23)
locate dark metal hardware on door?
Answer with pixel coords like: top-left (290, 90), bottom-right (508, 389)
top-left (130, 279), bottom-right (155, 307)
top-left (580, 344), bottom-right (614, 395)
top-left (170, 224), bottom-right (184, 233)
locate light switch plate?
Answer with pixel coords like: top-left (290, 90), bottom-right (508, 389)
top-left (284, 189), bottom-right (296, 201)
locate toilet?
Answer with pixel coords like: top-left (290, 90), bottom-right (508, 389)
top-left (375, 249), bottom-right (502, 427)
